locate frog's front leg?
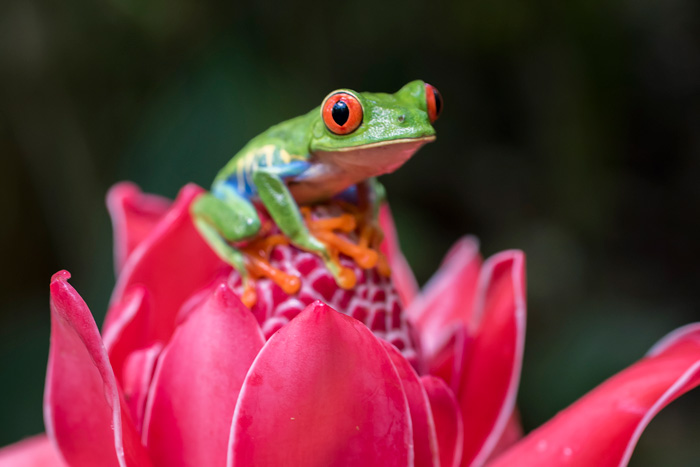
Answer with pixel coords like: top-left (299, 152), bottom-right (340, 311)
top-left (191, 185), bottom-right (261, 304)
top-left (252, 169), bottom-right (354, 288)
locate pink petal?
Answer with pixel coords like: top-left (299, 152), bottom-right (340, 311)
top-left (45, 271), bottom-right (151, 467)
top-left (459, 251), bottom-right (526, 466)
top-left (379, 204), bottom-right (419, 307)
top-left (426, 324), bottom-right (470, 393)
top-left (407, 237), bottom-right (482, 362)
top-left (487, 323), bottom-right (700, 467)
top-left (382, 341), bottom-right (440, 467)
top-left (143, 283), bottom-right (265, 467)
top-left (421, 376), bottom-right (464, 467)
top-left (228, 301), bottom-right (413, 467)
top-left (121, 342), bottom-right (163, 430)
top-left (107, 182), bottom-right (172, 274)
top-left (0, 435), bottom-right (65, 467)
top-left (104, 184), bottom-right (227, 347)
top-left (102, 287), bottom-right (150, 385)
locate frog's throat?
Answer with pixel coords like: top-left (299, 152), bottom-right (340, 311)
top-left (289, 135), bottom-right (435, 204)
top-left (311, 135), bottom-right (435, 175)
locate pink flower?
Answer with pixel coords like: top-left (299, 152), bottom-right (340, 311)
top-left (1, 182), bottom-right (699, 467)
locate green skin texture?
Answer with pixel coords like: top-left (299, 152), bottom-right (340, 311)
top-left (191, 80), bottom-right (437, 284)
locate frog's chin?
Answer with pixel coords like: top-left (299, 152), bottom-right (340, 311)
top-left (288, 135), bottom-right (435, 204)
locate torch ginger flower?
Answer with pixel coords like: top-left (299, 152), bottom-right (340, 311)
top-left (1, 182), bottom-right (699, 467)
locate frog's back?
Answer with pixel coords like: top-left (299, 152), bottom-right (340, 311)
top-left (213, 110), bottom-right (316, 198)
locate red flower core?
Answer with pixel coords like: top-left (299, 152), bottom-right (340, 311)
top-left (226, 205), bottom-right (421, 367)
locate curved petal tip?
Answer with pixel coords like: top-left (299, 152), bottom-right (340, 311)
top-left (107, 182), bottom-right (173, 275)
top-left (46, 272), bottom-right (151, 467)
top-left (50, 270), bottom-right (71, 283)
top-left (488, 322), bottom-right (700, 467)
top-left (646, 322), bottom-right (700, 357)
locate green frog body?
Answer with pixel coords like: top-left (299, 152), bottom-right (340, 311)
top-left (192, 80), bottom-right (442, 298)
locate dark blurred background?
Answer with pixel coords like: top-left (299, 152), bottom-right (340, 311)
top-left (1, 0), bottom-right (699, 465)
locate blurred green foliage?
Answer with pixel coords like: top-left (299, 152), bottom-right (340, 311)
top-left (1, 0), bottom-right (699, 464)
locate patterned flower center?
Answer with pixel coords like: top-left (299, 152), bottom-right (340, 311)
top-left (227, 205), bottom-right (420, 366)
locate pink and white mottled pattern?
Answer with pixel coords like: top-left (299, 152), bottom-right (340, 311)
top-left (228, 245), bottom-right (420, 366)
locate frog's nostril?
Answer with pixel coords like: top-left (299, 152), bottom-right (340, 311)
top-left (398, 115), bottom-right (406, 123)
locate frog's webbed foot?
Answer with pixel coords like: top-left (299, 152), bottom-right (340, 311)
top-left (240, 232), bottom-right (301, 296)
top-left (252, 169), bottom-right (390, 293)
top-left (300, 205), bottom-right (391, 289)
top-left (357, 218), bottom-right (391, 278)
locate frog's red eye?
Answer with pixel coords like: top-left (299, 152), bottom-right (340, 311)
top-left (322, 92), bottom-right (363, 135)
top-left (425, 83), bottom-right (443, 123)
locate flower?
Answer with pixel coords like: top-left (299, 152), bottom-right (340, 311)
top-left (1, 182), bottom-right (699, 467)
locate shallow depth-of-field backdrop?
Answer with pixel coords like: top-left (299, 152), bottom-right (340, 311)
top-left (1, 1), bottom-right (699, 465)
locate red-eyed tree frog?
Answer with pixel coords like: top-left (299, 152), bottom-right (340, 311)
top-left (191, 80), bottom-right (442, 300)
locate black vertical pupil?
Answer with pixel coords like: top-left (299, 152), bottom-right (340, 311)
top-left (332, 100), bottom-right (350, 126)
top-left (433, 90), bottom-right (442, 116)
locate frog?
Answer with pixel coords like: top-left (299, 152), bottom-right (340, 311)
top-left (191, 80), bottom-right (442, 305)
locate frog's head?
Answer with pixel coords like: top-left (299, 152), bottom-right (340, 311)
top-left (307, 80), bottom-right (441, 179)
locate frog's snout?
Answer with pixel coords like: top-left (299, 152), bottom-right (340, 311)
top-left (397, 114), bottom-right (406, 123)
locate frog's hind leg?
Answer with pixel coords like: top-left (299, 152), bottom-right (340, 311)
top-left (191, 189), bottom-right (261, 307)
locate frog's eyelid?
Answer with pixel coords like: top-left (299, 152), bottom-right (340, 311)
top-left (321, 89), bottom-right (360, 107)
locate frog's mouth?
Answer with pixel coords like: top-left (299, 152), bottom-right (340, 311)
top-left (289, 135), bottom-right (435, 203)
